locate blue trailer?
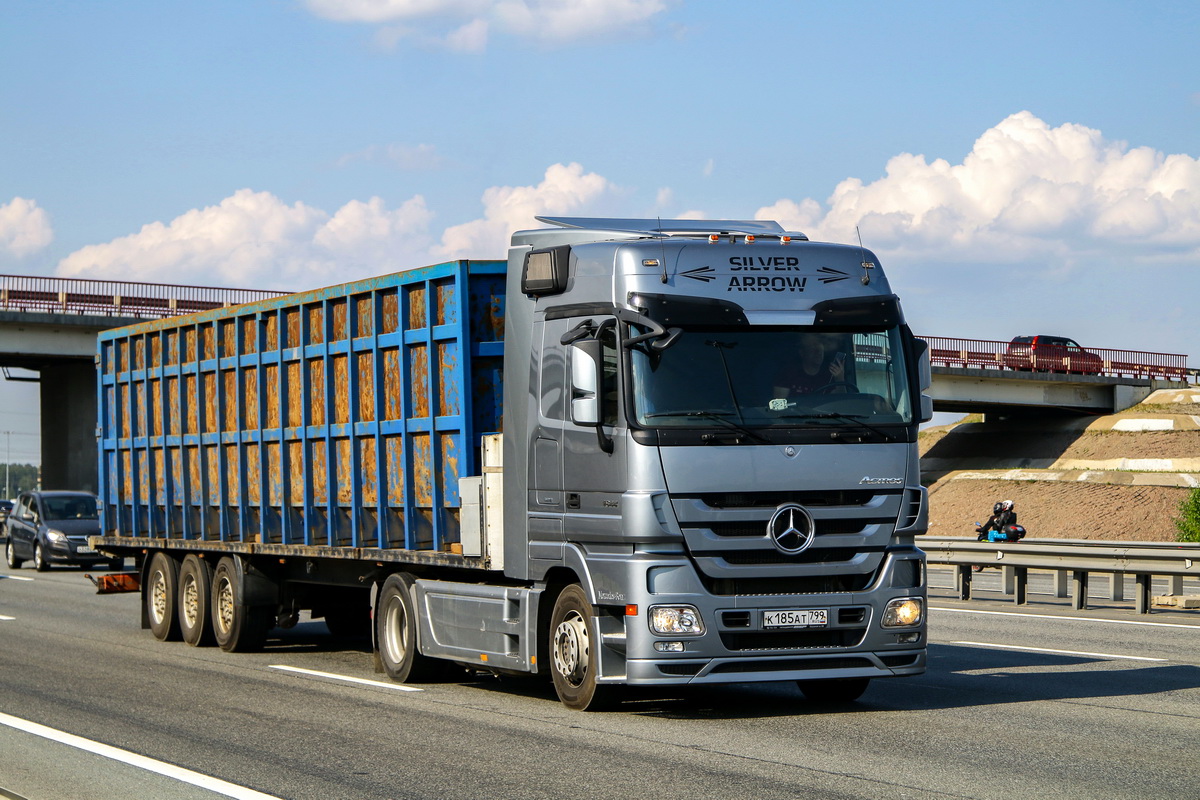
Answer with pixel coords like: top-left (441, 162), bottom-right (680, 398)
top-left (95, 218), bottom-right (932, 710)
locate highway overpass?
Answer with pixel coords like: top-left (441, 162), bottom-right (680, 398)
top-left (0, 275), bottom-right (284, 492)
top-left (0, 273), bottom-right (1192, 491)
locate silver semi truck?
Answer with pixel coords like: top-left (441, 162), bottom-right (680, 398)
top-left (94, 217), bottom-right (932, 710)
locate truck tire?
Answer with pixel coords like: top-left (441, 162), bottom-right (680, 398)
top-left (177, 554), bottom-right (215, 647)
top-left (6, 539), bottom-right (24, 569)
top-left (375, 573), bottom-right (439, 683)
top-left (549, 584), bottom-right (614, 711)
top-left (797, 677), bottom-right (870, 704)
top-left (145, 552), bottom-right (182, 641)
top-left (211, 556), bottom-right (271, 652)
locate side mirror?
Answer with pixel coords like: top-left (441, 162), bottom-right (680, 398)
top-left (570, 339), bottom-right (601, 427)
top-left (914, 338), bottom-right (931, 391)
top-left (920, 394), bottom-right (934, 423)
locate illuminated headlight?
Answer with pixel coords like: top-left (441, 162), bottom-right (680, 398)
top-left (46, 530), bottom-right (68, 545)
top-left (648, 605), bottom-right (705, 636)
top-left (881, 598), bottom-right (923, 628)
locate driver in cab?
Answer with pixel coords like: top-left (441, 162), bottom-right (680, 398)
top-left (773, 333), bottom-right (847, 401)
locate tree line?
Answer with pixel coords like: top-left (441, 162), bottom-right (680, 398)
top-left (1, 464), bottom-right (40, 498)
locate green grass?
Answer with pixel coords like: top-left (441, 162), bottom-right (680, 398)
top-left (1175, 487), bottom-right (1200, 543)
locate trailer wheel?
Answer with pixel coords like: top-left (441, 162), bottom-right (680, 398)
top-left (797, 677), bottom-right (870, 704)
top-left (549, 584), bottom-right (613, 711)
top-left (177, 555), bottom-right (215, 647)
top-left (376, 573), bottom-right (439, 683)
top-left (5, 539), bottom-right (24, 569)
top-left (145, 552), bottom-right (181, 641)
top-left (211, 556), bottom-right (271, 652)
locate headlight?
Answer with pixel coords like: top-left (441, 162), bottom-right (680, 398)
top-left (648, 605), bottom-right (705, 636)
top-left (46, 529), bottom-right (68, 545)
top-left (882, 597), bottom-right (923, 628)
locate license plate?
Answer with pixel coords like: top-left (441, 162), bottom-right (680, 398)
top-left (763, 608), bottom-right (828, 629)
top-left (76, 546), bottom-right (95, 554)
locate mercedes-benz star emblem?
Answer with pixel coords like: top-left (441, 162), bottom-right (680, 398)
top-left (767, 503), bottom-right (816, 555)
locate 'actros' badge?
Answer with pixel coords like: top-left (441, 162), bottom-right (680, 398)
top-left (767, 503), bottom-right (816, 555)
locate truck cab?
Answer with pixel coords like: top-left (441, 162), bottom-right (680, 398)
top-left (500, 218), bottom-right (931, 708)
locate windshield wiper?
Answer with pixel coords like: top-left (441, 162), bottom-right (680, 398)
top-left (777, 411), bottom-right (895, 442)
top-left (644, 410), bottom-right (770, 444)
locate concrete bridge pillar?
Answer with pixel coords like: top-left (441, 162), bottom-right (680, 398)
top-left (39, 361), bottom-right (97, 493)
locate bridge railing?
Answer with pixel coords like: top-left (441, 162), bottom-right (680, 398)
top-left (922, 535), bottom-right (1200, 614)
top-left (0, 274), bottom-right (287, 319)
top-left (919, 335), bottom-right (1190, 381)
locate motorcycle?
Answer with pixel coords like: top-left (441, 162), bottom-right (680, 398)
top-left (972, 521), bottom-right (1026, 571)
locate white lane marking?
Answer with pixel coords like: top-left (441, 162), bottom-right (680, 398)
top-left (269, 665), bottom-right (422, 692)
top-left (0, 711), bottom-right (283, 800)
top-left (0, 574), bottom-right (34, 581)
top-left (0, 615), bottom-right (14, 621)
top-left (953, 640), bottom-right (1166, 662)
top-left (932, 606), bottom-right (1200, 630)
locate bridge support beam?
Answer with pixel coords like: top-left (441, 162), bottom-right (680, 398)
top-left (39, 361), bottom-right (97, 493)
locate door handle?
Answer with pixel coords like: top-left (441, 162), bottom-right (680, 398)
top-left (566, 493), bottom-right (581, 509)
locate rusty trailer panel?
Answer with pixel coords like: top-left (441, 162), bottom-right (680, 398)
top-left (96, 260), bottom-right (506, 561)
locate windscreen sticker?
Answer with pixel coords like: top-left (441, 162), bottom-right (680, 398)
top-left (678, 258), bottom-right (852, 292)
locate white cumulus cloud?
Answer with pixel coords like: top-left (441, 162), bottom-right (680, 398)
top-left (0, 197), bottom-right (53, 261)
top-left (437, 162), bottom-right (616, 258)
top-left (757, 111), bottom-right (1200, 264)
top-left (55, 189), bottom-right (435, 291)
top-left (306, 0), bottom-right (671, 48)
top-left (48, 164), bottom-right (614, 290)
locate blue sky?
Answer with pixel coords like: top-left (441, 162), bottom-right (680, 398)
top-left (2, 0), bottom-right (1198, 463)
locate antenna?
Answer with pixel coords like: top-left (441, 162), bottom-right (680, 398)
top-left (856, 225), bottom-right (873, 286)
top-left (657, 217), bottom-right (668, 283)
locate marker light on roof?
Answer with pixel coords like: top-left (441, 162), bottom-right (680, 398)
top-left (745, 235), bottom-right (755, 243)
top-left (781, 236), bottom-right (792, 244)
top-left (708, 234), bottom-right (719, 243)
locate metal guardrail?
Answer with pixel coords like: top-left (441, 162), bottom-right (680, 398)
top-left (921, 536), bottom-right (1200, 614)
top-left (0, 274), bottom-right (287, 319)
top-left (919, 335), bottom-right (1190, 382)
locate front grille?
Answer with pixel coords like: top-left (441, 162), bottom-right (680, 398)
top-left (719, 549), bottom-right (862, 566)
top-left (657, 662), bottom-right (704, 676)
top-left (683, 490), bottom-right (893, 509)
top-left (720, 628), bottom-right (866, 651)
top-left (705, 519), bottom-right (887, 537)
top-left (704, 574), bottom-right (875, 596)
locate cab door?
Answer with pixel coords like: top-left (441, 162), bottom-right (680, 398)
top-left (561, 318), bottom-right (627, 543)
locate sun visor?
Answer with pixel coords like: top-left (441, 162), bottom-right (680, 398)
top-left (626, 292), bottom-right (748, 326)
top-left (811, 294), bottom-right (902, 328)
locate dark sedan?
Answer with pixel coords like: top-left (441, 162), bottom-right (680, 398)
top-left (4, 491), bottom-right (121, 571)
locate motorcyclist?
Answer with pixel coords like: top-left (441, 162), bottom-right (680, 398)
top-left (976, 500), bottom-right (1024, 542)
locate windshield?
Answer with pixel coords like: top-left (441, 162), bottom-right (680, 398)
top-left (42, 495), bottom-right (100, 521)
top-left (630, 326), bottom-right (914, 429)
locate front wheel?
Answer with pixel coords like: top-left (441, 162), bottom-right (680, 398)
top-left (797, 677), bottom-right (870, 704)
top-left (549, 584), bottom-right (614, 711)
top-left (375, 573), bottom-right (440, 683)
top-left (33, 542), bottom-right (50, 572)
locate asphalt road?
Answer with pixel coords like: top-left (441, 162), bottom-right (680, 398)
top-left (2, 564), bottom-right (1199, 800)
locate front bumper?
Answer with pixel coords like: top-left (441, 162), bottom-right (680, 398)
top-left (591, 546), bottom-right (927, 686)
